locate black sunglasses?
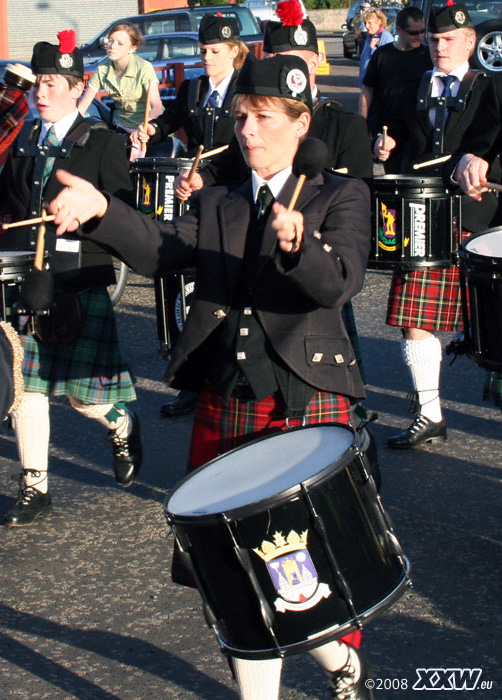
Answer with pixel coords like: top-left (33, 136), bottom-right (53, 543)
top-left (402, 27), bottom-right (426, 35)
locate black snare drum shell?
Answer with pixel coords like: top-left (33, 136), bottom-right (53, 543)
top-left (370, 176), bottom-right (460, 270)
top-left (459, 227), bottom-right (502, 372)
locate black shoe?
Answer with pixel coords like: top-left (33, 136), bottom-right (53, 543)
top-left (387, 414), bottom-right (447, 450)
top-left (107, 410), bottom-right (142, 487)
top-left (4, 486), bottom-right (52, 527)
top-left (160, 390), bottom-right (198, 416)
top-left (327, 648), bottom-right (374, 699)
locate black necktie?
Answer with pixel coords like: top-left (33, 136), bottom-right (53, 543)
top-left (256, 184), bottom-right (274, 223)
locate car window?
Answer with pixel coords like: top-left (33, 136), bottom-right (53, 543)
top-left (136, 40), bottom-right (161, 62)
top-left (144, 16), bottom-right (192, 35)
top-left (167, 38), bottom-right (199, 59)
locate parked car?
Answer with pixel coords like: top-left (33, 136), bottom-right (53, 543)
top-left (80, 5), bottom-right (263, 66)
top-left (342, 4), bottom-right (401, 59)
top-left (411, 0), bottom-right (502, 73)
top-left (243, 0), bottom-right (279, 25)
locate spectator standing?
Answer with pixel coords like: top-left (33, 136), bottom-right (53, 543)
top-left (358, 8), bottom-right (394, 88)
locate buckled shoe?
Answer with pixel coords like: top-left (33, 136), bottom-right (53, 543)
top-left (326, 648), bottom-right (375, 699)
top-left (387, 414), bottom-right (447, 449)
top-left (4, 485), bottom-right (52, 527)
top-left (107, 410), bottom-right (143, 487)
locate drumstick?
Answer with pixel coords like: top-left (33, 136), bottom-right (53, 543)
top-left (34, 208), bottom-right (48, 271)
top-left (2, 214), bottom-right (56, 229)
top-left (288, 138), bottom-right (327, 212)
top-left (382, 125), bottom-right (388, 150)
top-left (412, 154), bottom-right (452, 170)
top-left (199, 144), bottom-right (229, 160)
top-left (333, 167), bottom-right (349, 174)
top-left (141, 81), bottom-right (153, 153)
top-left (185, 145), bottom-right (204, 187)
top-left (485, 181), bottom-right (502, 192)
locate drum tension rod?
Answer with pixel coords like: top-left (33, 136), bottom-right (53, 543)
top-left (221, 514), bottom-right (285, 658)
top-left (300, 484), bottom-right (363, 630)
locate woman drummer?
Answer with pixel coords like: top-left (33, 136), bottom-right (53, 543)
top-left (49, 53), bottom-right (375, 700)
top-left (131, 13), bottom-right (248, 157)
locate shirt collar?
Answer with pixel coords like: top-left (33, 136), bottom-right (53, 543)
top-left (432, 61), bottom-right (470, 85)
top-left (207, 70), bottom-right (234, 105)
top-left (251, 166), bottom-right (292, 202)
top-left (39, 110), bottom-right (79, 144)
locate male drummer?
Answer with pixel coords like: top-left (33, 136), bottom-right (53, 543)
top-left (47, 52), bottom-right (376, 700)
top-left (0, 31), bottom-right (141, 527)
top-left (373, 4), bottom-right (501, 448)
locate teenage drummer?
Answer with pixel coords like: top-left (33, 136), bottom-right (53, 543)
top-left (48, 53), bottom-right (376, 700)
top-left (372, 4), bottom-right (501, 449)
top-left (131, 14), bottom-right (248, 157)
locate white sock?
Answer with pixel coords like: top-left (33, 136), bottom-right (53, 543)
top-left (11, 392), bottom-right (50, 493)
top-left (232, 657), bottom-right (283, 700)
top-left (309, 640), bottom-right (360, 679)
top-left (69, 398), bottom-right (132, 437)
top-left (401, 336), bottom-right (443, 423)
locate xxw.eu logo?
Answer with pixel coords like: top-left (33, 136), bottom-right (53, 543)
top-left (413, 668), bottom-right (486, 690)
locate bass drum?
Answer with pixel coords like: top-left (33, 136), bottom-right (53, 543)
top-left (165, 424), bottom-right (410, 659)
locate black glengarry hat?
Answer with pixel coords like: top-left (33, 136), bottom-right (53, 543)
top-left (31, 30), bottom-right (84, 79)
top-left (428, 2), bottom-right (473, 33)
top-left (199, 14), bottom-right (240, 44)
top-left (265, 0), bottom-right (317, 54)
top-left (235, 53), bottom-right (312, 111)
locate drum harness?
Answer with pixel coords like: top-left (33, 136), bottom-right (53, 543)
top-left (416, 69), bottom-right (482, 157)
top-left (187, 74), bottom-right (233, 152)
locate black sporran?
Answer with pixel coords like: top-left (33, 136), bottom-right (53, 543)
top-left (34, 292), bottom-right (84, 346)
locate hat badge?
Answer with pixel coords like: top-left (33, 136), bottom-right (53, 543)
top-left (221, 25), bottom-right (232, 39)
top-left (293, 26), bottom-right (308, 46)
top-left (59, 53), bottom-right (74, 69)
top-left (454, 10), bottom-right (466, 24)
top-left (286, 68), bottom-right (307, 97)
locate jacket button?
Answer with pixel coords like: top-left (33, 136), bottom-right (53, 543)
top-left (213, 309), bottom-right (226, 318)
top-left (334, 354), bottom-right (344, 364)
top-left (312, 353), bottom-right (323, 362)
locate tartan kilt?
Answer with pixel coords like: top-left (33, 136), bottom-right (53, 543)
top-left (16, 286), bottom-right (136, 404)
top-left (386, 264), bottom-right (463, 332)
top-left (483, 371), bottom-right (502, 408)
top-left (386, 230), bottom-right (471, 332)
top-left (170, 384), bottom-right (363, 649)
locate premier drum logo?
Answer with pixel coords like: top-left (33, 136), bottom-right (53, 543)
top-left (253, 530), bottom-right (332, 613)
top-left (407, 202), bottom-right (427, 257)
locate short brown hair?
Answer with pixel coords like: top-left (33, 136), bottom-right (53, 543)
top-left (227, 40), bottom-right (249, 70)
top-left (231, 93), bottom-right (311, 121)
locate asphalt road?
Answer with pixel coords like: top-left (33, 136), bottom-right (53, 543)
top-left (0, 38), bottom-right (501, 700)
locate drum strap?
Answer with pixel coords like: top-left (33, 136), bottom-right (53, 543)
top-left (187, 74), bottom-right (233, 151)
top-left (417, 70), bottom-right (482, 156)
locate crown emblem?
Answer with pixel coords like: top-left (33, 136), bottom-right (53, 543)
top-left (253, 530), bottom-right (308, 562)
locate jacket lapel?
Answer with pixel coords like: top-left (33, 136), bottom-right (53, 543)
top-left (218, 180), bottom-right (254, 292)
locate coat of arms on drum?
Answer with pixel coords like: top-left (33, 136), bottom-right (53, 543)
top-left (253, 530), bottom-right (332, 613)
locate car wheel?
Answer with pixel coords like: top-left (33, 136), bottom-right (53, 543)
top-left (472, 21), bottom-right (502, 73)
top-left (343, 42), bottom-right (352, 58)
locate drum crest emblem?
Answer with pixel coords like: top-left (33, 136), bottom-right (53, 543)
top-left (378, 202), bottom-right (399, 251)
top-left (253, 530), bottom-right (332, 613)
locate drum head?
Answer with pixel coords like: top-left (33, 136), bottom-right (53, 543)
top-left (464, 228), bottom-right (502, 257)
top-left (167, 425), bottom-right (355, 517)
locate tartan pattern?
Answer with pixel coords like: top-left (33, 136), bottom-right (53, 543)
top-left (17, 287), bottom-right (136, 404)
top-left (386, 231), bottom-right (470, 332)
top-left (483, 371), bottom-right (502, 408)
top-left (386, 264), bottom-right (463, 331)
top-left (0, 86), bottom-right (29, 144)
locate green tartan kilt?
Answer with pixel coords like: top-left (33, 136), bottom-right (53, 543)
top-left (16, 286), bottom-right (136, 404)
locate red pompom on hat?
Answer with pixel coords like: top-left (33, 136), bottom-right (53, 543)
top-left (277, 0), bottom-right (304, 27)
top-left (446, 0), bottom-right (454, 5)
top-left (57, 29), bottom-right (77, 54)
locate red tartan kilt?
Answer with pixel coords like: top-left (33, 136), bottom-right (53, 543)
top-left (170, 385), bottom-right (362, 648)
top-left (386, 230), bottom-right (471, 332)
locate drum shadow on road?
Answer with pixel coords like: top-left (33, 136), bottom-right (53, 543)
top-left (0, 603), bottom-right (234, 700)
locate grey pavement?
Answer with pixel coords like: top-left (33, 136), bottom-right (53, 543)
top-left (0, 38), bottom-right (501, 700)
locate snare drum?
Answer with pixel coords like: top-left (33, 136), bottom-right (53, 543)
top-left (371, 176), bottom-right (460, 270)
top-left (0, 251), bottom-right (34, 321)
top-left (164, 425), bottom-right (410, 659)
top-left (130, 157), bottom-right (198, 358)
top-left (459, 227), bottom-right (502, 372)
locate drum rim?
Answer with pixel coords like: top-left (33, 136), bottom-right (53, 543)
top-left (164, 423), bottom-right (358, 523)
top-left (459, 227), bottom-right (502, 260)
